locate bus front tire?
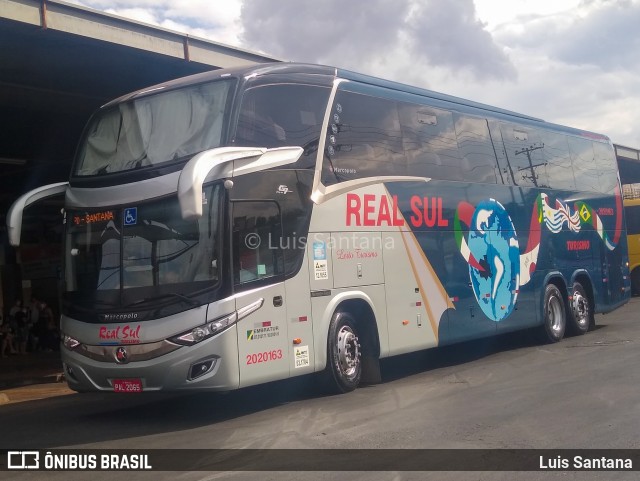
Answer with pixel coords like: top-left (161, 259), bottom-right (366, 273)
top-left (538, 284), bottom-right (566, 343)
top-left (567, 282), bottom-right (593, 335)
top-left (325, 312), bottom-right (362, 393)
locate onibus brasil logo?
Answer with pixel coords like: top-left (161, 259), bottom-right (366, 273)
top-left (454, 193), bottom-right (621, 322)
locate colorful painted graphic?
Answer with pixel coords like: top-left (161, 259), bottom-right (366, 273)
top-left (455, 193), bottom-right (621, 322)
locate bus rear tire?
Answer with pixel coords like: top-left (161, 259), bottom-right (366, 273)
top-left (538, 284), bottom-right (566, 343)
top-left (568, 282), bottom-right (592, 335)
top-left (325, 312), bottom-right (362, 393)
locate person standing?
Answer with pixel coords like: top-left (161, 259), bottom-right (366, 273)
top-left (40, 301), bottom-right (59, 351)
top-left (9, 298), bottom-right (22, 321)
top-left (14, 306), bottom-right (29, 355)
top-left (27, 296), bottom-right (41, 351)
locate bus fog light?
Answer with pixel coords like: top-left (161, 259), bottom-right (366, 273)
top-left (64, 363), bottom-right (78, 382)
top-left (188, 358), bottom-right (216, 380)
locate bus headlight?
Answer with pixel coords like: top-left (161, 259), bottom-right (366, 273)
top-left (208, 312), bottom-right (237, 334)
top-left (170, 298), bottom-right (263, 346)
top-left (62, 334), bottom-right (81, 350)
top-left (171, 312), bottom-right (238, 345)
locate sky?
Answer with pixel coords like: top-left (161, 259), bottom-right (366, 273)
top-left (68, 0), bottom-right (640, 148)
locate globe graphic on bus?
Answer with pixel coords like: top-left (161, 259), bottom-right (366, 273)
top-left (467, 199), bottom-right (520, 321)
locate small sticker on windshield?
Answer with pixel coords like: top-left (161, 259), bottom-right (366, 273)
top-left (257, 264), bottom-right (266, 275)
top-left (124, 208), bottom-right (137, 226)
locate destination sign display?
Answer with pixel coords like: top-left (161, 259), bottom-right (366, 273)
top-left (72, 210), bottom-right (116, 226)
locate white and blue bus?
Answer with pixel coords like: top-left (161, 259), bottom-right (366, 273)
top-left (8, 63), bottom-right (630, 394)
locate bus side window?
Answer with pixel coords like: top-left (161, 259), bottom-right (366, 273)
top-left (324, 90), bottom-right (406, 184)
top-left (232, 201), bottom-right (283, 286)
top-left (541, 131), bottom-right (576, 191)
top-left (593, 142), bottom-right (619, 194)
top-left (625, 204), bottom-right (640, 235)
top-left (568, 136), bottom-right (600, 193)
top-left (399, 104), bottom-right (461, 181)
top-left (500, 123), bottom-right (548, 188)
top-left (234, 83), bottom-right (330, 167)
top-left (452, 113), bottom-right (499, 184)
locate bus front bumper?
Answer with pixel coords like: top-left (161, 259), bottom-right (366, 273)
top-left (61, 327), bottom-right (240, 392)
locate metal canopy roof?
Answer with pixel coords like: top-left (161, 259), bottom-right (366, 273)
top-left (0, 0), bottom-right (278, 242)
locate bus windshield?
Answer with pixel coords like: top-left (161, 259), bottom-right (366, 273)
top-left (64, 183), bottom-right (223, 306)
top-left (74, 79), bottom-right (234, 176)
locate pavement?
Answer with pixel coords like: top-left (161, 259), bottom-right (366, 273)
top-left (0, 350), bottom-right (74, 405)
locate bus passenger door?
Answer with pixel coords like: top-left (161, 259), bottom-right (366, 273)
top-left (232, 200), bottom-right (290, 388)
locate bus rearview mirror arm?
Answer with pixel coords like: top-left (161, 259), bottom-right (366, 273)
top-left (7, 182), bottom-right (69, 246)
top-left (178, 146), bottom-right (303, 220)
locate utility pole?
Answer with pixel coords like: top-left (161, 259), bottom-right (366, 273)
top-left (515, 143), bottom-right (545, 186)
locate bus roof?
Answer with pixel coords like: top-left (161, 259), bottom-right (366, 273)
top-left (102, 62), bottom-right (610, 143)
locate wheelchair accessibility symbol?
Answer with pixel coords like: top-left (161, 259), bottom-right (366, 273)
top-left (124, 207), bottom-right (137, 226)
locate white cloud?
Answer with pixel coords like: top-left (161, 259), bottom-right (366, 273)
top-left (474, 0), bottom-right (582, 29)
top-left (70, 0), bottom-right (243, 44)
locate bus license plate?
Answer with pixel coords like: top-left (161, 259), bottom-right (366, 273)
top-left (113, 379), bottom-right (143, 393)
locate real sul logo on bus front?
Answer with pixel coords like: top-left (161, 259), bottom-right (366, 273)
top-left (99, 325), bottom-right (141, 344)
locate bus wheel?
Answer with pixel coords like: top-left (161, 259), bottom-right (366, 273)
top-left (538, 284), bottom-right (566, 343)
top-left (568, 282), bottom-right (593, 335)
top-left (326, 312), bottom-right (362, 393)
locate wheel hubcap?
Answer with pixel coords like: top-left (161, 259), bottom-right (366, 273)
top-left (548, 295), bottom-right (564, 334)
top-left (572, 292), bottom-right (589, 328)
top-left (336, 326), bottom-right (360, 377)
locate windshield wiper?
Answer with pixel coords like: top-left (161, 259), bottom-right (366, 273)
top-left (125, 292), bottom-right (200, 308)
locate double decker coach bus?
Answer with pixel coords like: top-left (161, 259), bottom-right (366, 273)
top-left (616, 145), bottom-right (640, 296)
top-left (623, 195), bottom-right (640, 295)
top-left (7, 63), bottom-right (630, 394)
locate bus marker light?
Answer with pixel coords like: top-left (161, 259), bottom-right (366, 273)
top-left (63, 334), bottom-right (80, 350)
top-left (402, 320), bottom-right (409, 325)
top-left (299, 316), bottom-right (308, 322)
top-left (293, 338), bottom-right (302, 345)
top-left (416, 301), bottom-right (422, 307)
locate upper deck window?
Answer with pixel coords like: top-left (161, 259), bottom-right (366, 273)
top-left (74, 79), bottom-right (234, 176)
top-left (233, 83), bottom-right (330, 168)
